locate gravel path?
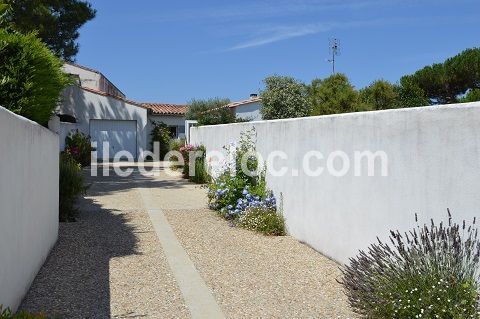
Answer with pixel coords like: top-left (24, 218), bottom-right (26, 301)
top-left (19, 164), bottom-right (355, 318)
top-left (19, 167), bottom-right (189, 319)
top-left (164, 208), bottom-right (357, 319)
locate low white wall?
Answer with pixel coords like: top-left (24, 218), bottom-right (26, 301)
top-left (0, 107), bottom-right (59, 310)
top-left (191, 102), bottom-right (480, 264)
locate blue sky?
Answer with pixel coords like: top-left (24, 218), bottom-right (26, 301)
top-left (76, 0), bottom-right (479, 104)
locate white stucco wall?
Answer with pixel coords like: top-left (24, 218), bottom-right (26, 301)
top-left (58, 86), bottom-right (148, 158)
top-left (62, 64), bottom-right (101, 91)
top-left (234, 102), bottom-right (262, 121)
top-left (0, 106), bottom-right (59, 311)
top-left (191, 102), bottom-right (480, 264)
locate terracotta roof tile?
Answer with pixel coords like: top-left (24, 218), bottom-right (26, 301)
top-left (142, 103), bottom-right (188, 116)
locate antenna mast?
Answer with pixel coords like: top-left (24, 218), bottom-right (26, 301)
top-left (328, 38), bottom-right (340, 74)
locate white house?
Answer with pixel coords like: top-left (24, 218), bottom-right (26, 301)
top-left (227, 94), bottom-right (262, 121)
top-left (56, 63), bottom-right (186, 160)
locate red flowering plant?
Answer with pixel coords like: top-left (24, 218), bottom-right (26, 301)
top-left (64, 129), bottom-right (93, 167)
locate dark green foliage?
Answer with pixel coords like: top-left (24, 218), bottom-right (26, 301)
top-left (150, 121), bottom-right (171, 159)
top-left (189, 145), bottom-right (209, 184)
top-left (4, 0), bottom-right (96, 61)
top-left (359, 80), bottom-right (400, 110)
top-left (309, 74), bottom-right (370, 116)
top-left (402, 48), bottom-right (480, 104)
top-left (0, 305), bottom-right (47, 318)
top-left (340, 210), bottom-right (480, 318)
top-left (460, 88), bottom-right (480, 103)
top-left (64, 129), bottom-right (92, 167)
top-left (186, 97), bottom-right (235, 125)
top-left (238, 207), bottom-right (286, 236)
top-left (59, 153), bottom-right (86, 222)
top-left (260, 75), bottom-right (311, 119)
top-left (0, 29), bottom-right (70, 125)
top-left (397, 77), bottom-right (429, 107)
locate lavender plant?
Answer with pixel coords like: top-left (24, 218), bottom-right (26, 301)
top-left (340, 209), bottom-right (480, 318)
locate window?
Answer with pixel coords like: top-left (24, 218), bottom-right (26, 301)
top-left (168, 126), bottom-right (177, 138)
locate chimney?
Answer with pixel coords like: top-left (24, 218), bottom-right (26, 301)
top-left (250, 93), bottom-right (258, 99)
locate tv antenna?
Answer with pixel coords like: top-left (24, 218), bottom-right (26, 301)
top-left (328, 38), bottom-right (340, 74)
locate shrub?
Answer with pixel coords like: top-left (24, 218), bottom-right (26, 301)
top-left (186, 97), bottom-right (236, 126)
top-left (150, 121), bottom-right (170, 159)
top-left (260, 75), bottom-right (311, 120)
top-left (169, 138), bottom-right (185, 153)
top-left (64, 129), bottom-right (92, 167)
top-left (59, 153), bottom-right (86, 222)
top-left (0, 29), bottom-right (70, 125)
top-left (179, 144), bottom-right (196, 178)
top-left (189, 145), bottom-right (209, 184)
top-left (169, 138), bottom-right (185, 170)
top-left (0, 305), bottom-right (47, 318)
top-left (340, 210), bottom-right (480, 319)
top-left (207, 128), bottom-right (268, 217)
top-left (238, 207), bottom-right (286, 236)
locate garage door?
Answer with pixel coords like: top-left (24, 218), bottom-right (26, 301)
top-left (90, 120), bottom-right (137, 159)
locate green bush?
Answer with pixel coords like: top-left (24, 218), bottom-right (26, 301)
top-left (0, 305), bottom-right (47, 318)
top-left (59, 153), bottom-right (86, 222)
top-left (189, 145), bottom-right (209, 184)
top-left (169, 138), bottom-right (185, 153)
top-left (150, 121), bottom-right (170, 159)
top-left (340, 210), bottom-right (480, 318)
top-left (207, 128), bottom-right (267, 215)
top-left (168, 138), bottom-right (185, 170)
top-left (238, 207), bottom-right (286, 236)
top-left (64, 129), bottom-right (92, 167)
top-left (0, 30), bottom-right (70, 125)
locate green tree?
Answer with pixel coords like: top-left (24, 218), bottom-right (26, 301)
top-left (402, 48), bottom-right (480, 104)
top-left (260, 75), bottom-right (311, 120)
top-left (309, 73), bottom-right (368, 116)
top-left (359, 80), bottom-right (399, 110)
top-left (459, 88), bottom-right (480, 103)
top-left (186, 97), bottom-right (235, 126)
top-left (397, 77), bottom-right (429, 107)
top-left (3, 0), bottom-right (96, 61)
top-left (0, 29), bottom-right (70, 125)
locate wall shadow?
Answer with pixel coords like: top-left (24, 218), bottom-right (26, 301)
top-left (18, 172), bottom-right (141, 318)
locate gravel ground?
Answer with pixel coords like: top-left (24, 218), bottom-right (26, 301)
top-left (19, 168), bottom-right (189, 319)
top-left (164, 208), bottom-right (357, 319)
top-left (19, 164), bottom-right (356, 318)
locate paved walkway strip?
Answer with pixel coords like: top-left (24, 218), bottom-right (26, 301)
top-left (139, 188), bottom-right (226, 319)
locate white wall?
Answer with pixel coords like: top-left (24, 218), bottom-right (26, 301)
top-left (58, 85), bottom-right (148, 158)
top-left (0, 106), bottom-right (59, 311)
top-left (191, 102), bottom-right (480, 264)
top-left (234, 101), bottom-right (262, 121)
top-left (62, 64), bottom-right (101, 91)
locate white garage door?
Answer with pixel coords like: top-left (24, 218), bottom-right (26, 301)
top-left (90, 120), bottom-right (137, 159)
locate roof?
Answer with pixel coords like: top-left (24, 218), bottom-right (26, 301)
top-left (142, 103), bottom-right (188, 116)
top-left (204, 96), bottom-right (262, 114)
top-left (226, 97), bottom-right (262, 109)
top-left (79, 86), bottom-right (147, 108)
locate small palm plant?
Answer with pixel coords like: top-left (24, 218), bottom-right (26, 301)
top-left (340, 209), bottom-right (480, 318)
